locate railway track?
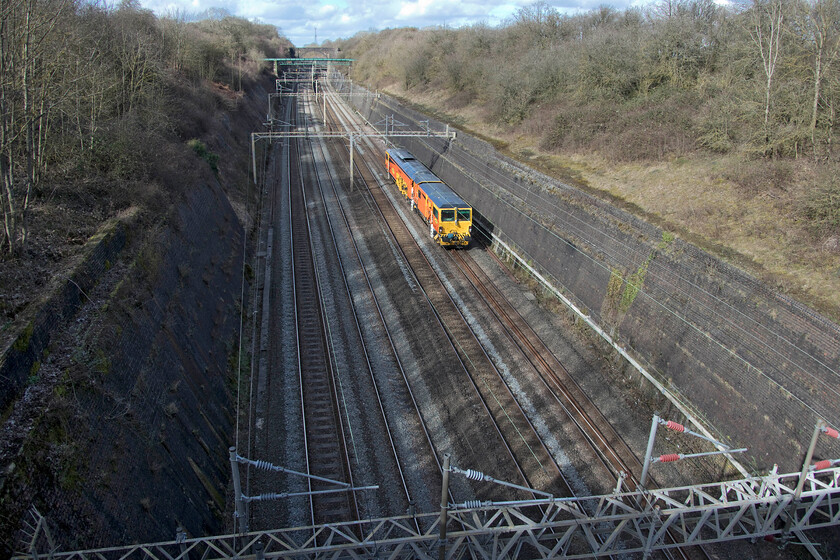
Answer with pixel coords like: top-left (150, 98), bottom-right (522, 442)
top-left (298, 91), bottom-right (419, 520)
top-left (236, 73), bottom-right (719, 558)
top-left (321, 89), bottom-right (570, 500)
top-left (322, 82), bottom-right (717, 560)
top-left (288, 94), bottom-right (357, 525)
top-left (356, 89), bottom-right (719, 559)
top-left (351, 96), bottom-right (650, 489)
top-left (449, 247), bottom-right (645, 487)
top-left (448, 244), bottom-right (715, 558)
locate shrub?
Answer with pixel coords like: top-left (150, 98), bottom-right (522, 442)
top-left (721, 160), bottom-right (793, 196)
top-left (187, 139), bottom-right (220, 174)
top-left (800, 172), bottom-right (840, 236)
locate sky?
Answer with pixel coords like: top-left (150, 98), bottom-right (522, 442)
top-left (139, 0), bottom-right (647, 48)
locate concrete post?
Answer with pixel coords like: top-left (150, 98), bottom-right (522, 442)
top-left (229, 447), bottom-right (247, 533)
top-left (438, 453), bottom-right (451, 560)
top-left (640, 414), bottom-right (660, 489)
top-left (794, 420), bottom-right (824, 501)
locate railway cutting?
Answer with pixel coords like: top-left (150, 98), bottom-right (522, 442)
top-left (20, 61), bottom-right (840, 560)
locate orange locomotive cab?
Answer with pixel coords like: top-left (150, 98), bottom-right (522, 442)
top-left (386, 149), bottom-right (472, 247)
top-left (419, 182), bottom-right (472, 247)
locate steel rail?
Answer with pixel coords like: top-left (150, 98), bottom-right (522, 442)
top-left (369, 149), bottom-right (569, 494)
top-left (315, 88), bottom-right (453, 522)
top-left (330, 87), bottom-right (702, 559)
top-left (325, 83), bottom-right (688, 559)
top-left (320, 90), bottom-right (447, 469)
top-left (321, 85), bottom-right (491, 543)
top-left (326, 93), bottom-right (560, 504)
top-left (340, 87), bottom-right (752, 480)
top-left (298, 97), bottom-right (361, 523)
top-left (449, 245), bottom-right (706, 560)
top-left (301, 90), bottom-right (415, 521)
top-left (287, 96), bottom-right (315, 529)
top-left (358, 90), bottom-right (710, 560)
top-left (289, 92), bottom-right (358, 526)
top-left (451, 247), bottom-right (636, 483)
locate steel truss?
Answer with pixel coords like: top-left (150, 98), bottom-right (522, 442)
top-left (18, 467), bottom-right (840, 559)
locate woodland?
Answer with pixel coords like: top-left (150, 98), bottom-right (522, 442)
top-left (0, 0), bottom-right (290, 332)
top-left (0, 0), bottom-right (289, 255)
top-left (0, 3), bottom-right (293, 552)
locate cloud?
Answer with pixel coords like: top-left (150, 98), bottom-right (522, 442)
top-left (139, 0), bottom-right (650, 46)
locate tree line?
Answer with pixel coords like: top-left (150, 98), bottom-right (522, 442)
top-left (0, 0), bottom-right (290, 256)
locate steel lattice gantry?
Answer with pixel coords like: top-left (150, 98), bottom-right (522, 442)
top-left (18, 466), bottom-right (840, 559)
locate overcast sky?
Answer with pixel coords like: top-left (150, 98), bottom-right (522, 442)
top-left (139, 0), bottom-right (647, 48)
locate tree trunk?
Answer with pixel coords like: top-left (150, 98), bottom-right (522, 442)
top-left (750, 0), bottom-right (784, 151)
top-left (811, 50), bottom-right (822, 157)
top-left (0, 6), bottom-right (17, 255)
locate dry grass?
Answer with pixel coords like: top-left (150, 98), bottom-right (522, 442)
top-left (568, 154), bottom-right (840, 310)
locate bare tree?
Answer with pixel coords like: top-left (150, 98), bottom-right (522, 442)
top-left (749, 0), bottom-right (785, 147)
top-left (791, 0), bottom-right (840, 154)
top-left (1, 0), bottom-right (71, 254)
top-left (509, 1), bottom-right (561, 45)
top-left (161, 9), bottom-right (189, 71)
top-left (655, 0), bottom-right (685, 19)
